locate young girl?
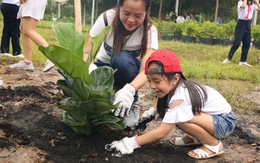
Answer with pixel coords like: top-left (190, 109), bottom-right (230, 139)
top-left (105, 50), bottom-right (237, 159)
top-left (83, 0), bottom-right (158, 127)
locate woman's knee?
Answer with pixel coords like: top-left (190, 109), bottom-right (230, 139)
top-left (111, 51), bottom-right (140, 73)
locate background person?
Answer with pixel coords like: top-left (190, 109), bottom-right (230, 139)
top-left (223, 0), bottom-right (260, 67)
top-left (105, 50), bottom-right (237, 159)
top-left (0, 0), bottom-right (23, 58)
top-left (9, 0), bottom-right (53, 71)
top-left (83, 0), bottom-right (158, 127)
top-left (176, 13), bottom-right (185, 23)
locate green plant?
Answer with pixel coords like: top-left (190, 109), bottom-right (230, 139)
top-left (151, 18), bottom-right (176, 37)
top-left (252, 24), bottom-right (260, 41)
top-left (222, 20), bottom-right (236, 40)
top-left (214, 25), bottom-right (226, 39)
top-left (39, 23), bottom-right (126, 135)
top-left (181, 20), bottom-right (203, 38)
top-left (201, 21), bottom-right (219, 38)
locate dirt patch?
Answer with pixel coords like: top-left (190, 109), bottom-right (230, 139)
top-left (0, 62), bottom-right (259, 163)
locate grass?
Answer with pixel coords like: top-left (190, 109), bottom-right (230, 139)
top-left (0, 21), bottom-right (259, 114)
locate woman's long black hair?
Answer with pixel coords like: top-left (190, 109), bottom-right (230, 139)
top-left (112, 0), bottom-right (152, 58)
top-left (242, 0), bottom-right (253, 5)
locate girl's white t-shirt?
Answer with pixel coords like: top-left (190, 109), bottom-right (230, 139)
top-left (89, 9), bottom-right (159, 64)
top-left (162, 83), bottom-right (232, 124)
top-left (237, 1), bottom-right (259, 20)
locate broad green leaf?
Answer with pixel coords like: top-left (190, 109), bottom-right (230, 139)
top-left (93, 121), bottom-right (126, 130)
top-left (71, 78), bottom-right (90, 100)
top-left (89, 90), bottom-right (113, 101)
top-left (90, 66), bottom-right (116, 91)
top-left (58, 104), bottom-right (84, 121)
top-left (52, 23), bottom-right (85, 58)
top-left (92, 114), bottom-right (126, 129)
top-left (39, 45), bottom-right (93, 85)
top-left (63, 112), bottom-right (91, 134)
top-left (86, 26), bottom-right (112, 67)
top-left (57, 80), bottom-right (81, 104)
top-left (57, 69), bottom-right (74, 86)
top-left (79, 99), bottom-right (117, 116)
top-left (92, 114), bottom-right (123, 123)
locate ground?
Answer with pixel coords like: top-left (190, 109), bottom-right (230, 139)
top-left (0, 60), bottom-right (259, 163)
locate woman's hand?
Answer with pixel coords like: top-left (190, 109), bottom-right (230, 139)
top-left (20, 0), bottom-right (27, 4)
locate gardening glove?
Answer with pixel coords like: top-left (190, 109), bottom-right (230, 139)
top-left (88, 63), bottom-right (97, 74)
top-left (105, 136), bottom-right (140, 157)
top-left (112, 84), bottom-right (135, 117)
top-left (132, 107), bottom-right (156, 131)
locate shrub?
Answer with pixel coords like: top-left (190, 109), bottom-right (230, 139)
top-left (151, 18), bottom-right (177, 37)
top-left (201, 21), bottom-right (219, 38)
top-left (181, 20), bottom-right (203, 38)
top-left (222, 20), bottom-right (236, 40)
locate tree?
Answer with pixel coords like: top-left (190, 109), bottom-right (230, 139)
top-left (214, 0), bottom-right (219, 23)
top-left (74, 0), bottom-right (82, 33)
top-left (158, 0), bottom-right (163, 20)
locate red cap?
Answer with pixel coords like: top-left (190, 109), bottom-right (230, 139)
top-left (145, 50), bottom-right (186, 79)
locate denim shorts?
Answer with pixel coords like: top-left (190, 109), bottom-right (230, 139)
top-left (212, 111), bottom-right (237, 139)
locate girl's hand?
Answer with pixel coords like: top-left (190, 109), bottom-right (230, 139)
top-left (20, 0), bottom-right (27, 4)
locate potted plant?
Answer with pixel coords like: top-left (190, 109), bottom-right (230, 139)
top-left (199, 21), bottom-right (219, 45)
top-left (222, 20), bottom-right (236, 46)
top-left (180, 20), bottom-right (203, 43)
top-left (252, 24), bottom-right (260, 49)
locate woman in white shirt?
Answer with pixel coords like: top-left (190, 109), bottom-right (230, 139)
top-left (83, 0), bottom-right (158, 127)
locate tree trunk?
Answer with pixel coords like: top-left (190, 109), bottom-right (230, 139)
top-left (74, 0), bottom-right (82, 33)
top-left (95, 0), bottom-right (98, 20)
top-left (158, 0), bottom-right (163, 20)
top-left (214, 0), bottom-right (219, 23)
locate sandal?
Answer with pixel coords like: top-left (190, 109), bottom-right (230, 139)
top-left (170, 135), bottom-right (202, 146)
top-left (187, 141), bottom-right (224, 159)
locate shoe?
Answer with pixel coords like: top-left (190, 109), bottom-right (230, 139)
top-left (170, 135), bottom-right (202, 146)
top-left (0, 53), bottom-right (12, 57)
top-left (187, 141), bottom-right (224, 159)
top-left (9, 60), bottom-right (34, 71)
top-left (43, 59), bottom-right (55, 72)
top-left (13, 54), bottom-right (24, 59)
top-left (239, 62), bottom-right (252, 67)
top-left (222, 58), bottom-right (230, 64)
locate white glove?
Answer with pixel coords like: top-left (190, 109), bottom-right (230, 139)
top-left (105, 136), bottom-right (140, 157)
top-left (112, 84), bottom-right (135, 117)
top-left (132, 107), bottom-right (157, 131)
top-left (88, 63), bottom-right (97, 74)
top-left (141, 107), bottom-right (157, 118)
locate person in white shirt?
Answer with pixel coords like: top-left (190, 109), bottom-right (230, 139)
top-left (223, 0), bottom-right (260, 67)
top-left (176, 13), bottom-right (185, 23)
top-left (9, 0), bottom-right (52, 72)
top-left (0, 0), bottom-right (23, 58)
top-left (83, 0), bottom-right (158, 128)
top-left (105, 50), bottom-right (237, 159)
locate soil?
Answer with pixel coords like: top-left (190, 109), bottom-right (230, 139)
top-left (0, 59), bottom-right (260, 163)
